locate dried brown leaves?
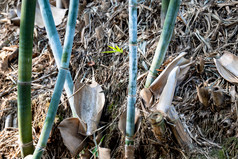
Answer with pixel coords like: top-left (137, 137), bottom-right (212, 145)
top-left (58, 81), bottom-right (105, 156)
top-left (214, 52), bottom-right (238, 85)
top-left (74, 81), bottom-right (105, 136)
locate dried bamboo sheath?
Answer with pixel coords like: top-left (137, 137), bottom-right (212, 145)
top-left (167, 106), bottom-right (194, 151)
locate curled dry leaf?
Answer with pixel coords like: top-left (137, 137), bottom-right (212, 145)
top-left (196, 84), bottom-right (210, 107)
top-left (95, 26), bottom-right (104, 40)
top-left (214, 52), bottom-right (238, 85)
top-left (50, 0), bottom-right (56, 6)
top-left (196, 56), bottom-right (205, 74)
top-left (0, 46), bottom-right (18, 71)
top-left (140, 53), bottom-right (194, 151)
top-left (5, 114), bottom-right (13, 128)
top-left (149, 52), bottom-right (192, 100)
top-left (155, 67), bottom-right (180, 113)
top-left (211, 86), bottom-right (224, 107)
top-left (139, 88), bottom-right (153, 108)
top-left (13, 116), bottom-right (17, 128)
top-left (58, 118), bottom-right (87, 156)
top-left (118, 108), bottom-right (141, 136)
top-left (17, 2), bottom-right (67, 28)
top-left (58, 81), bottom-right (105, 155)
top-left (140, 52), bottom-right (193, 108)
top-left (153, 67), bottom-right (194, 151)
top-left (99, 147), bottom-right (111, 159)
top-left (74, 81), bottom-right (105, 136)
top-left (150, 67), bottom-right (194, 150)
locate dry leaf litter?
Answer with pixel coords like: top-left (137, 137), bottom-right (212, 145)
top-left (0, 0), bottom-right (238, 158)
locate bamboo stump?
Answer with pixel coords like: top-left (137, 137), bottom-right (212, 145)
top-left (149, 112), bottom-right (167, 143)
top-left (125, 145), bottom-right (135, 159)
top-left (149, 107), bottom-right (193, 153)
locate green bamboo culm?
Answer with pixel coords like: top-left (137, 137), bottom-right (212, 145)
top-left (37, 0), bottom-right (77, 117)
top-left (17, 0), bottom-right (36, 157)
top-left (161, 0), bottom-right (170, 28)
top-left (145, 0), bottom-right (180, 88)
top-left (32, 0), bottom-right (79, 158)
top-left (126, 0), bottom-right (137, 147)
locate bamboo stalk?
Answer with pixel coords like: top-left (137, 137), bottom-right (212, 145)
top-left (145, 0), bottom-right (180, 88)
top-left (161, 0), bottom-right (170, 28)
top-left (32, 0), bottom-right (79, 158)
top-left (17, 0), bottom-right (36, 156)
top-left (125, 0), bottom-right (137, 158)
top-left (37, 0), bottom-right (77, 117)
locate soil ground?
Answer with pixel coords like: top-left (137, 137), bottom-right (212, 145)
top-left (0, 0), bottom-right (238, 158)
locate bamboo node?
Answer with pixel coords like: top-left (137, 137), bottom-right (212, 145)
top-left (129, 5), bottom-right (137, 8)
top-left (128, 94), bottom-right (137, 98)
top-left (60, 67), bottom-right (69, 70)
top-left (148, 70), bottom-right (157, 78)
top-left (17, 81), bottom-right (31, 85)
top-left (129, 41), bottom-right (137, 45)
top-left (129, 43), bottom-right (137, 46)
top-left (125, 136), bottom-right (134, 144)
top-left (36, 145), bottom-right (46, 152)
top-left (125, 136), bottom-right (134, 140)
top-left (19, 140), bottom-right (33, 148)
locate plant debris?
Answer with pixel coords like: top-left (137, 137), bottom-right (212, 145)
top-left (0, 0), bottom-right (238, 158)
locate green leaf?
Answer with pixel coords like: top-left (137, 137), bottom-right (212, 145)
top-left (108, 45), bottom-right (116, 50)
top-left (116, 45), bottom-right (120, 50)
top-left (101, 51), bottom-right (117, 53)
top-left (101, 45), bottom-right (123, 53)
top-left (115, 45), bottom-right (123, 53)
top-left (92, 146), bottom-right (99, 157)
top-left (99, 135), bottom-right (105, 145)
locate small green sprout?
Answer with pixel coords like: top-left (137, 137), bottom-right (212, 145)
top-left (101, 45), bottom-right (123, 53)
top-left (92, 135), bottom-right (105, 157)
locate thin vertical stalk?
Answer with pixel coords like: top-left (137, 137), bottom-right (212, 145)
top-left (37, 0), bottom-right (77, 117)
top-left (161, 0), bottom-right (170, 28)
top-left (125, 0), bottom-right (137, 155)
top-left (145, 0), bottom-right (180, 88)
top-left (32, 0), bottom-right (79, 158)
top-left (17, 0), bottom-right (36, 157)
